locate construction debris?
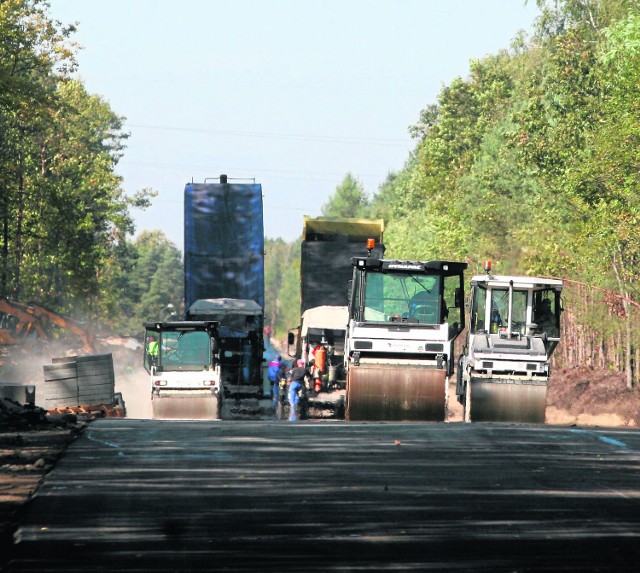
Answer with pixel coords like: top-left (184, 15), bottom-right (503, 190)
top-left (0, 397), bottom-right (81, 431)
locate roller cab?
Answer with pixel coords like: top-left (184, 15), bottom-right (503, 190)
top-left (143, 321), bottom-right (222, 419)
top-left (345, 250), bottom-right (467, 421)
top-left (457, 264), bottom-right (563, 423)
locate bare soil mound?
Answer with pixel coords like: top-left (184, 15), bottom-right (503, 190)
top-left (546, 366), bottom-right (640, 427)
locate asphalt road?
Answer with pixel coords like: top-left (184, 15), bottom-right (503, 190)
top-left (5, 420), bottom-right (640, 572)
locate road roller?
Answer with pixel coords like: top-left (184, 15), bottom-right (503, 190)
top-left (456, 262), bottom-right (563, 423)
top-left (344, 241), bottom-right (468, 421)
top-left (143, 321), bottom-right (222, 419)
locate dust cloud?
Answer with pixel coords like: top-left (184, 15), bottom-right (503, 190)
top-left (1, 335), bottom-right (152, 419)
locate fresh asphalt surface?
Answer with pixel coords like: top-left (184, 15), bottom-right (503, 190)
top-left (5, 419), bottom-right (640, 572)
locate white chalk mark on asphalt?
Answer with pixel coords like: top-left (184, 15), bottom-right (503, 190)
top-left (85, 430), bottom-right (124, 453)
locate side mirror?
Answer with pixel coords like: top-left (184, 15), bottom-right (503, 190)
top-left (287, 332), bottom-right (295, 345)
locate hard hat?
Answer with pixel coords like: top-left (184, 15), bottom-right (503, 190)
top-left (297, 359), bottom-right (305, 366)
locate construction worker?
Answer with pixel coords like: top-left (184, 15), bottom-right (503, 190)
top-left (288, 358), bottom-right (308, 421)
top-left (147, 336), bottom-right (159, 367)
top-left (535, 299), bottom-right (558, 336)
top-left (312, 344), bottom-right (326, 393)
top-left (490, 306), bottom-right (503, 333)
top-left (268, 354), bottom-right (286, 410)
top-left (407, 289), bottom-right (440, 322)
top-left (148, 336), bottom-right (159, 355)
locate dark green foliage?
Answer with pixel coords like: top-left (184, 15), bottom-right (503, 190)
top-left (369, 0), bottom-right (640, 384)
top-left (264, 237), bottom-right (300, 339)
top-left (321, 173), bottom-right (371, 218)
top-left (0, 2), bottom-right (133, 320)
top-left (0, 2), bottom-right (159, 332)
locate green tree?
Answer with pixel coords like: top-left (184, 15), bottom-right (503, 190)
top-left (0, 2), bottom-right (158, 329)
top-left (370, 156), bottom-right (416, 223)
top-left (22, 79), bottom-right (131, 314)
top-left (264, 238), bottom-right (295, 331)
top-left (118, 230), bottom-right (183, 335)
top-left (275, 248), bottom-right (302, 338)
top-left (388, 52), bottom-right (520, 263)
top-left (321, 173), bottom-right (370, 218)
top-left (0, 0), bottom-right (77, 297)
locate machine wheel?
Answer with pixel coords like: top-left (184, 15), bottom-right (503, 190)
top-left (346, 364), bottom-right (447, 421)
top-left (152, 394), bottom-right (220, 420)
top-left (466, 378), bottom-right (547, 423)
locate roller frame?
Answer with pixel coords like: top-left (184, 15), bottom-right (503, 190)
top-left (149, 363), bottom-right (221, 420)
top-left (459, 274), bottom-right (563, 424)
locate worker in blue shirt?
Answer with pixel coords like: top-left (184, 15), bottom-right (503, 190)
top-left (268, 354), bottom-right (286, 410)
top-left (288, 358), bottom-right (308, 421)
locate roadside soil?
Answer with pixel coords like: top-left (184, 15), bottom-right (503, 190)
top-left (546, 365), bottom-right (640, 427)
top-left (0, 413), bottom-right (84, 570)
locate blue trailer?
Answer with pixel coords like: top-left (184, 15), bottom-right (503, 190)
top-left (184, 177), bottom-right (264, 310)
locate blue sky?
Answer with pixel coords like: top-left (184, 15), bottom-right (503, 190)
top-left (48, 0), bottom-right (539, 250)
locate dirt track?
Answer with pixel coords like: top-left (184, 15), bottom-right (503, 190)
top-left (0, 422), bottom-right (82, 568)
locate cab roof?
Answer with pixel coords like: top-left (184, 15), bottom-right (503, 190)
top-left (470, 275), bottom-right (563, 290)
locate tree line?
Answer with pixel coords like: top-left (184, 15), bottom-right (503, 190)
top-left (0, 0), bottom-right (181, 336)
top-left (2, 1), bottom-right (640, 384)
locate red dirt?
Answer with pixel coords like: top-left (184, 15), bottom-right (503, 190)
top-left (546, 366), bottom-right (640, 427)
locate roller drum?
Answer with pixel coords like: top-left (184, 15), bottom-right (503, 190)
top-left (346, 364), bottom-right (447, 421)
top-left (467, 378), bottom-right (546, 423)
top-left (152, 395), bottom-right (220, 420)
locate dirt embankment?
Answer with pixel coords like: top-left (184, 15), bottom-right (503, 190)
top-left (546, 366), bottom-right (640, 427)
top-left (0, 402), bottom-right (83, 565)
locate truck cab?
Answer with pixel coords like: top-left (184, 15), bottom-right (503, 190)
top-left (346, 257), bottom-right (467, 373)
top-left (344, 253), bottom-right (467, 421)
